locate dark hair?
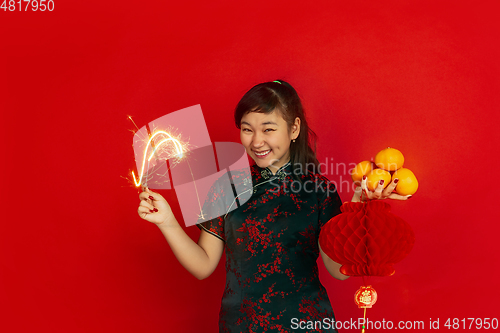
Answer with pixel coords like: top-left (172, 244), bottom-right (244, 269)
top-left (234, 80), bottom-right (320, 175)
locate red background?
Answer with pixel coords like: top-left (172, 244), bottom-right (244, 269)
top-left (2, 0), bottom-right (499, 332)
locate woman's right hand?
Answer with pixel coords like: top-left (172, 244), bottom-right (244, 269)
top-left (138, 187), bottom-right (176, 226)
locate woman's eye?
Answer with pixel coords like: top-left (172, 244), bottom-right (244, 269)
top-left (242, 128), bottom-right (251, 132)
top-left (264, 128), bottom-right (276, 132)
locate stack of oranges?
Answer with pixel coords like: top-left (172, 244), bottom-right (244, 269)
top-left (351, 147), bottom-right (418, 196)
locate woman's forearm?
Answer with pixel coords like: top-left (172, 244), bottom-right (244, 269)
top-left (157, 219), bottom-right (218, 280)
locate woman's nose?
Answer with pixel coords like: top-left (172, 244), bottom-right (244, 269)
top-left (251, 132), bottom-right (265, 148)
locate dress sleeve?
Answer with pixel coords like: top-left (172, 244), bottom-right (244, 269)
top-left (318, 179), bottom-right (343, 229)
top-left (196, 179), bottom-right (226, 242)
top-left (197, 216), bottom-right (225, 242)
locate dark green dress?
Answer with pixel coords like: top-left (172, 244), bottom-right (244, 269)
top-left (197, 161), bottom-right (342, 332)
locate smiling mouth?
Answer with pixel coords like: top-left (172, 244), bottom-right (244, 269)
top-left (254, 149), bottom-right (271, 157)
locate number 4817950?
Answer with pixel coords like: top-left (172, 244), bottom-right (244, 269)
top-left (444, 318), bottom-right (498, 330)
top-left (1, 0), bottom-right (55, 11)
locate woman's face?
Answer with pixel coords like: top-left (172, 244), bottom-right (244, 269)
top-left (240, 111), bottom-right (300, 173)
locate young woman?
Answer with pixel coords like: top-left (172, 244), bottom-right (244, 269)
top-left (137, 80), bottom-right (408, 332)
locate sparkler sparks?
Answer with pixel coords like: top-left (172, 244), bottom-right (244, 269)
top-left (127, 115), bottom-right (140, 131)
top-left (128, 115), bottom-right (205, 222)
top-left (131, 130), bottom-right (185, 187)
top-left (128, 106), bottom-right (255, 227)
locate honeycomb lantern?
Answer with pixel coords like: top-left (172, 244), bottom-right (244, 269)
top-left (319, 201), bottom-right (415, 277)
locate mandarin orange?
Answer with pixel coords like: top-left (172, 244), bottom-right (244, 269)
top-left (392, 168), bottom-right (418, 195)
top-left (366, 168), bottom-right (392, 191)
top-left (374, 147), bottom-right (405, 171)
top-left (351, 161), bottom-right (374, 184)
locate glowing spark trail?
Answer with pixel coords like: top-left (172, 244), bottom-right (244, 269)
top-left (128, 116), bottom-right (140, 131)
top-left (128, 114), bottom-right (207, 224)
top-left (132, 130), bottom-right (184, 187)
top-left (147, 136), bottom-right (183, 161)
top-left (186, 158), bottom-right (204, 220)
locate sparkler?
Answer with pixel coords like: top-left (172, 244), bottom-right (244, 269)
top-left (131, 130), bottom-right (184, 187)
top-left (128, 115), bottom-right (205, 221)
top-left (128, 105), bottom-right (254, 227)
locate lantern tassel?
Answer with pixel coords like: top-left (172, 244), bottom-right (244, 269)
top-left (361, 307), bottom-right (367, 333)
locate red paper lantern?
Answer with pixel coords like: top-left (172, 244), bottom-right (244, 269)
top-left (354, 285), bottom-right (378, 308)
top-left (319, 201), bottom-right (415, 277)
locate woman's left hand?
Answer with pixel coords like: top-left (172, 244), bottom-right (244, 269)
top-left (351, 176), bottom-right (412, 202)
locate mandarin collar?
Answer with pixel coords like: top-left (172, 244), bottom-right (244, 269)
top-left (256, 161), bottom-right (292, 182)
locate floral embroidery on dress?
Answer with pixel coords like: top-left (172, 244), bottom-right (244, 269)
top-left (197, 162), bottom-right (342, 332)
